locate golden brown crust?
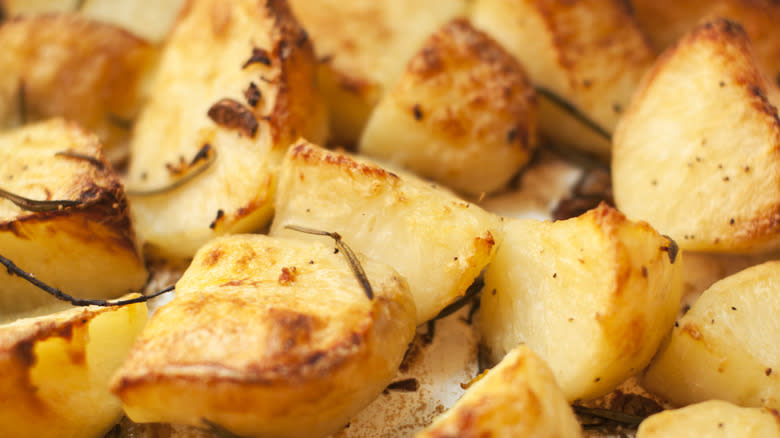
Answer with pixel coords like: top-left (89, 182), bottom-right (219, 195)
top-left (0, 13), bottom-right (157, 158)
top-left (0, 119), bottom-right (138, 255)
top-left (289, 141), bottom-right (401, 185)
top-left (398, 18), bottom-right (536, 151)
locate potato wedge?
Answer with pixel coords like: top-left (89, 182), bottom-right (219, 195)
top-left (613, 18), bottom-right (780, 253)
top-left (633, 0), bottom-right (780, 86)
top-left (270, 141), bottom-right (502, 325)
top-left (417, 345), bottom-right (582, 438)
top-left (111, 235), bottom-right (416, 438)
top-left (0, 299), bottom-right (148, 438)
top-left (480, 204), bottom-right (682, 401)
top-left (288, 0), bottom-right (469, 145)
top-left (642, 260), bottom-right (780, 409)
top-left (0, 119), bottom-right (146, 314)
top-left (636, 400), bottom-right (780, 438)
top-left (359, 18), bottom-right (537, 196)
top-left (470, 0), bottom-right (655, 158)
top-left (125, 0), bottom-right (328, 260)
top-left (0, 13), bottom-right (157, 162)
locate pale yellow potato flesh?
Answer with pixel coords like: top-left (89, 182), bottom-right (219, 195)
top-left (470, 0), bottom-right (655, 158)
top-left (125, 0), bottom-right (328, 260)
top-left (636, 400), bottom-right (780, 438)
top-left (480, 204), bottom-right (682, 401)
top-left (0, 300), bottom-right (148, 438)
top-left (613, 18), bottom-right (780, 253)
top-left (112, 235), bottom-right (416, 438)
top-left (643, 260), bottom-right (780, 409)
top-left (288, 0), bottom-right (470, 145)
top-left (359, 18), bottom-right (537, 196)
top-left (0, 119), bottom-right (146, 314)
top-left (271, 140), bottom-right (502, 325)
top-left (417, 345), bottom-right (582, 438)
top-left (79, 0), bottom-right (187, 43)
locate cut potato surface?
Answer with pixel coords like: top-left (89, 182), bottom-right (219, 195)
top-left (0, 119), bottom-right (146, 314)
top-left (288, 0), bottom-right (469, 145)
top-left (417, 345), bottom-right (582, 438)
top-left (613, 18), bottom-right (780, 253)
top-left (0, 13), bottom-right (157, 161)
top-left (125, 0), bottom-right (327, 260)
top-left (480, 204), bottom-right (682, 401)
top-left (470, 0), bottom-right (655, 158)
top-left (636, 400), bottom-right (780, 438)
top-left (643, 260), bottom-right (780, 409)
top-left (0, 299), bottom-right (148, 438)
top-left (112, 235), bottom-right (416, 438)
top-left (271, 141), bottom-right (502, 325)
top-left (359, 18), bottom-right (537, 196)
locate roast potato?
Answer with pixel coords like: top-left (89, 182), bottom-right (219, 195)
top-left (125, 0), bottom-right (328, 260)
top-left (288, 0), bottom-right (470, 145)
top-left (359, 18), bottom-right (537, 196)
top-left (0, 118), bottom-right (146, 314)
top-left (417, 345), bottom-right (582, 438)
top-left (636, 400), bottom-right (780, 438)
top-left (112, 234), bottom-right (416, 438)
top-left (480, 204), bottom-right (682, 401)
top-left (0, 299), bottom-right (148, 438)
top-left (470, 0), bottom-right (655, 158)
top-left (642, 260), bottom-right (780, 409)
top-left (633, 0), bottom-right (780, 86)
top-left (0, 13), bottom-right (157, 162)
top-left (613, 18), bottom-right (780, 253)
top-left (270, 141), bottom-right (502, 325)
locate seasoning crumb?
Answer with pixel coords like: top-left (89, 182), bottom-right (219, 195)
top-left (412, 104), bottom-right (423, 121)
top-left (767, 368), bottom-right (773, 376)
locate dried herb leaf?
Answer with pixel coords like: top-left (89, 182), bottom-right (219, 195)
top-left (126, 145), bottom-right (216, 196)
top-left (284, 225), bottom-right (374, 300)
top-left (0, 253), bottom-right (173, 306)
top-left (0, 187), bottom-right (81, 212)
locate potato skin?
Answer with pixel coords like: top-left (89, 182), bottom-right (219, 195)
top-left (271, 141), bottom-right (502, 325)
top-left (112, 235), bottom-right (416, 438)
top-left (417, 345), bottom-right (582, 438)
top-left (359, 18), bottom-right (537, 196)
top-left (642, 261), bottom-right (780, 409)
top-left (613, 18), bottom-right (780, 253)
top-left (0, 119), bottom-right (146, 314)
top-left (480, 204), bottom-right (682, 401)
top-left (0, 300), bottom-right (148, 438)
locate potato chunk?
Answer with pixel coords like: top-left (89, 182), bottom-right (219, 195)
top-left (112, 235), bottom-right (416, 438)
top-left (637, 400), bottom-right (780, 438)
top-left (470, 0), bottom-right (655, 158)
top-left (270, 141), bottom-right (502, 325)
top-left (0, 300), bottom-right (148, 438)
top-left (642, 261), bottom-right (780, 409)
top-left (288, 0), bottom-right (469, 145)
top-left (125, 0), bottom-right (328, 260)
top-left (417, 345), bottom-right (582, 438)
top-left (480, 204), bottom-right (682, 401)
top-left (0, 13), bottom-right (157, 161)
top-left (0, 119), bottom-right (146, 314)
top-left (633, 0), bottom-right (780, 85)
top-left (613, 18), bottom-right (780, 253)
top-left (359, 18), bottom-right (537, 196)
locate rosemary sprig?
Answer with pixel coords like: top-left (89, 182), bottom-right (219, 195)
top-left (284, 225), bottom-right (374, 300)
top-left (55, 150), bottom-right (106, 170)
top-left (0, 253), bottom-right (174, 306)
top-left (0, 187), bottom-right (81, 212)
top-left (573, 404), bottom-right (646, 429)
top-left (536, 87), bottom-right (611, 141)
